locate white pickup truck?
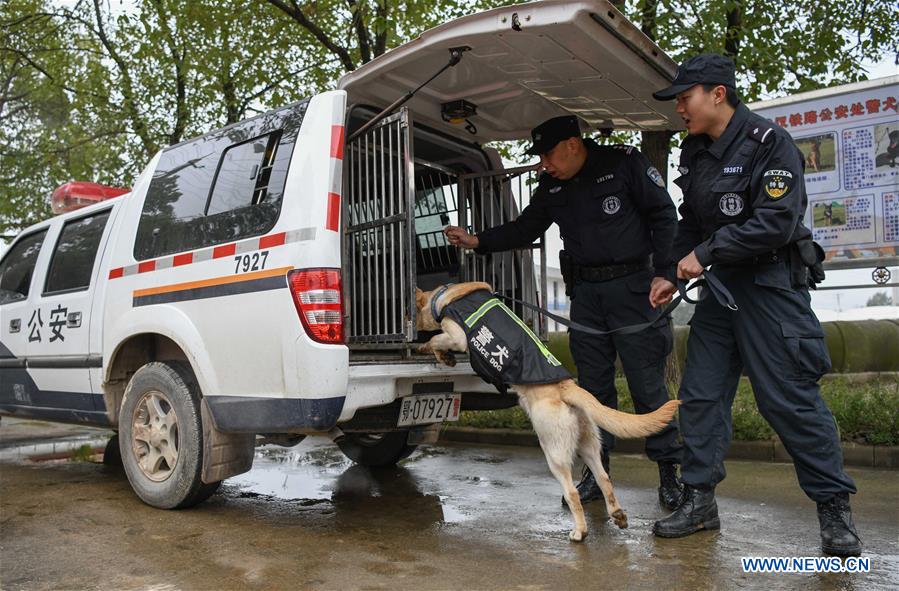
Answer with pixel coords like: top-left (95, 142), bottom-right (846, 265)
top-left (0, 0), bottom-right (680, 509)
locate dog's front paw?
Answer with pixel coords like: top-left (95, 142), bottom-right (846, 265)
top-left (611, 509), bottom-right (628, 529)
top-left (569, 529), bottom-right (587, 543)
top-left (436, 351), bottom-right (457, 367)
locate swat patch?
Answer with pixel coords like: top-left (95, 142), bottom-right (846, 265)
top-left (647, 166), bottom-right (665, 188)
top-left (602, 195), bottom-right (621, 215)
top-left (763, 169), bottom-right (794, 199)
top-left (719, 193), bottom-right (744, 216)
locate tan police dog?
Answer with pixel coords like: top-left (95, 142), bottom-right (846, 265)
top-left (415, 282), bottom-right (680, 542)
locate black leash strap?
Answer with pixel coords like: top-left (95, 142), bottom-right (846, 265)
top-left (495, 271), bottom-right (738, 337)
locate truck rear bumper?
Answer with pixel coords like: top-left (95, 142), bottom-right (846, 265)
top-left (203, 362), bottom-right (504, 434)
top-left (339, 361), bottom-right (499, 423)
top-left (203, 395), bottom-right (345, 433)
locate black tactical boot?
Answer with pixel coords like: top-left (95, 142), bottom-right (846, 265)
top-left (658, 462), bottom-right (685, 511)
top-left (562, 451), bottom-right (609, 507)
top-left (817, 493), bottom-right (861, 557)
top-left (652, 485), bottom-right (720, 538)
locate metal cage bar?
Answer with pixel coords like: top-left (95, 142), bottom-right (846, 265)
top-left (458, 165), bottom-right (547, 339)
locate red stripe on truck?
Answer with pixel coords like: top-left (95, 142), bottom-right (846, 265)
top-left (213, 243), bottom-right (236, 258)
top-left (326, 193), bottom-right (340, 232)
top-left (173, 252), bottom-right (193, 267)
top-left (259, 232), bottom-right (286, 249)
top-left (108, 267), bottom-right (124, 279)
top-left (330, 125), bottom-right (345, 160)
top-left (138, 261), bottom-right (156, 273)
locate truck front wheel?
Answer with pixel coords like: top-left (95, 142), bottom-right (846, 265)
top-left (119, 362), bottom-right (220, 508)
top-left (336, 431), bottom-right (417, 467)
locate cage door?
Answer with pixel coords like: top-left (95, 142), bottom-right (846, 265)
top-left (343, 108), bottom-right (416, 344)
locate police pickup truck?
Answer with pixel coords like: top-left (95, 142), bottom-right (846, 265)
top-left (0, 0), bottom-right (681, 508)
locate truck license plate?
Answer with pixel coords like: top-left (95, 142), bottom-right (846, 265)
top-left (397, 393), bottom-right (461, 427)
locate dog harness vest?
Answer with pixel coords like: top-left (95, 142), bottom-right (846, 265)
top-left (438, 289), bottom-right (571, 394)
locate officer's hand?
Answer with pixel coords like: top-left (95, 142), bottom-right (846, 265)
top-left (677, 251), bottom-right (704, 280)
top-left (444, 225), bottom-right (479, 249)
top-left (649, 277), bottom-right (676, 308)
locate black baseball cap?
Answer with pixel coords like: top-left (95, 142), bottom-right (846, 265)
top-left (526, 115), bottom-right (581, 155)
top-left (653, 54), bottom-right (737, 101)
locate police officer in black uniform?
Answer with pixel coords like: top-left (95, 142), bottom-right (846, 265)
top-left (444, 116), bottom-right (684, 510)
top-left (649, 54), bottom-right (861, 557)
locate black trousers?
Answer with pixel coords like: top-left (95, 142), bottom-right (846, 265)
top-left (679, 263), bottom-right (856, 501)
top-left (568, 268), bottom-right (683, 463)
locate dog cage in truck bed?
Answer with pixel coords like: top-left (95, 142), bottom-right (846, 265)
top-left (342, 107), bottom-right (547, 349)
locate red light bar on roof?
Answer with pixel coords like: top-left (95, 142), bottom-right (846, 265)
top-left (51, 181), bottom-right (130, 214)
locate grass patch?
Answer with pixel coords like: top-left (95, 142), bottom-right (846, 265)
top-left (458, 377), bottom-right (899, 445)
top-left (71, 444), bottom-right (97, 462)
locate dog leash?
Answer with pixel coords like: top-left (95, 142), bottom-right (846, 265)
top-left (494, 271), bottom-right (738, 337)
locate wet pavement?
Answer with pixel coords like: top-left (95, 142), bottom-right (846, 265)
top-left (1, 418), bottom-right (897, 590)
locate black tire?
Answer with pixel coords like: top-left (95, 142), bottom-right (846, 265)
top-left (336, 431), bottom-right (417, 467)
top-left (119, 361), bottom-right (220, 509)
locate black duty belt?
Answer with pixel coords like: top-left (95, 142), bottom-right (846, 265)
top-left (576, 258), bottom-right (651, 282)
top-left (720, 248), bottom-right (789, 268)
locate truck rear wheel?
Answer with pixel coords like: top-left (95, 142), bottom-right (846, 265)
top-left (336, 431), bottom-right (417, 467)
top-left (119, 362), bottom-right (220, 509)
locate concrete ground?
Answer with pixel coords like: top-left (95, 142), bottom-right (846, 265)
top-left (1, 418), bottom-right (897, 590)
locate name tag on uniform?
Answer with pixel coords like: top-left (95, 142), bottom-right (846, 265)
top-left (722, 166), bottom-right (743, 174)
top-left (596, 174), bottom-right (614, 184)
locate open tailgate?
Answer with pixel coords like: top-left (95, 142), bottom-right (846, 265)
top-left (337, 0), bottom-right (683, 143)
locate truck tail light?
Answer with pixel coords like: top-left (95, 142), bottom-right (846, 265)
top-left (288, 268), bottom-right (344, 344)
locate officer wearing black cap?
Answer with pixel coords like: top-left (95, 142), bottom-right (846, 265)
top-left (444, 115), bottom-right (684, 510)
top-left (649, 54), bottom-right (861, 557)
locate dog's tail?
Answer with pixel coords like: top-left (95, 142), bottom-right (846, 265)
top-left (560, 381), bottom-right (680, 439)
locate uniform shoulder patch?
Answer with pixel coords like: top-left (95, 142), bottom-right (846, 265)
top-left (763, 169), bottom-right (794, 199)
top-left (748, 122), bottom-right (775, 144)
top-left (646, 166), bottom-right (665, 188)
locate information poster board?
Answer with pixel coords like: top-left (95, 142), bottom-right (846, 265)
top-left (751, 77), bottom-right (898, 262)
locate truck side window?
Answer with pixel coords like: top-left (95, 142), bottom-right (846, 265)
top-left (134, 100), bottom-right (307, 261)
top-left (0, 230), bottom-right (48, 305)
top-left (206, 132), bottom-right (282, 216)
top-left (43, 210), bottom-right (111, 295)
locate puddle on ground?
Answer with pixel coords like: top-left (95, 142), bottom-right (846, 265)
top-left (228, 437), bottom-right (476, 525)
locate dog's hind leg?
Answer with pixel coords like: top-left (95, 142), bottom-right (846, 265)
top-left (577, 414), bottom-right (628, 529)
top-left (528, 399), bottom-right (588, 542)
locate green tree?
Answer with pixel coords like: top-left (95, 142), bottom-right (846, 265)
top-left (2, 0), bottom-right (897, 237)
top-left (866, 292), bottom-right (893, 306)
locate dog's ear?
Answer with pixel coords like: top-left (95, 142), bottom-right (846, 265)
top-left (415, 287), bottom-right (426, 310)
